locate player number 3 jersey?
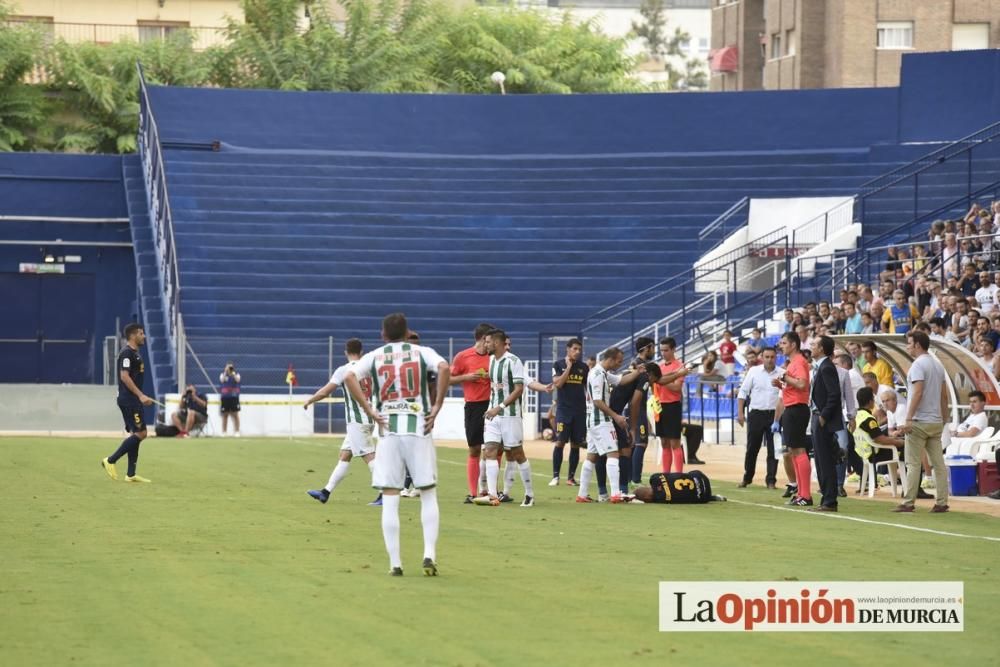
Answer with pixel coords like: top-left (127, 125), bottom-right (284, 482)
top-left (353, 342), bottom-right (446, 436)
top-left (331, 360), bottom-right (374, 426)
top-left (489, 352), bottom-right (525, 417)
top-left (587, 366), bottom-right (622, 426)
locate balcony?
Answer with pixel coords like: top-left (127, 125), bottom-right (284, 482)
top-left (5, 20), bottom-right (226, 51)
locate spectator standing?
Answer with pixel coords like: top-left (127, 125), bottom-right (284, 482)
top-left (976, 272), bottom-right (999, 315)
top-left (860, 341), bottom-right (893, 387)
top-left (843, 302), bottom-right (863, 334)
top-left (881, 290), bottom-right (919, 334)
top-left (219, 362), bottom-right (241, 437)
top-left (718, 331), bottom-right (737, 377)
top-left (895, 331), bottom-right (950, 513)
top-left (736, 347), bottom-right (781, 489)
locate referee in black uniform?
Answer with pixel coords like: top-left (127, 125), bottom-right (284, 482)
top-left (101, 323), bottom-right (154, 483)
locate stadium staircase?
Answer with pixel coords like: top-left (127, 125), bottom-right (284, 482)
top-left (122, 155), bottom-right (174, 399)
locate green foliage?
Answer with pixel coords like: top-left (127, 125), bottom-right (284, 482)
top-left (0, 6), bottom-right (46, 151)
top-left (4, 0), bottom-right (647, 153)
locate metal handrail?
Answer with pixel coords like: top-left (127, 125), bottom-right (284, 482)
top-left (698, 196), bottom-right (749, 241)
top-left (858, 119), bottom-right (1000, 198)
top-left (790, 197), bottom-right (855, 247)
top-left (136, 62), bottom-right (183, 369)
top-left (581, 221), bottom-right (780, 331)
top-left (865, 178), bottom-right (1000, 248)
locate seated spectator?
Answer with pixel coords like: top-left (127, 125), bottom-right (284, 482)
top-left (782, 308), bottom-right (795, 332)
top-left (718, 330), bottom-right (737, 377)
top-left (857, 286), bottom-right (873, 313)
top-left (976, 337), bottom-right (1000, 379)
top-left (843, 302), bottom-right (863, 334)
top-left (912, 244), bottom-right (928, 275)
top-left (975, 271), bottom-right (998, 315)
top-left (861, 340), bottom-right (893, 387)
top-left (860, 311), bottom-right (875, 334)
top-left (852, 387), bottom-right (905, 469)
top-left (946, 391), bottom-right (989, 442)
top-left (744, 328), bottom-right (765, 355)
top-left (172, 384), bottom-right (208, 437)
top-left (880, 389), bottom-right (908, 435)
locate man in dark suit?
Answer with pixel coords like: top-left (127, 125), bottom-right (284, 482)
top-left (809, 335), bottom-right (843, 512)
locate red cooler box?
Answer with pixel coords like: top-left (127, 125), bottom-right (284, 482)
top-left (979, 462), bottom-right (1000, 496)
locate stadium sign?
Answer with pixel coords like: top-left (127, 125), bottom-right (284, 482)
top-left (660, 582), bottom-right (963, 632)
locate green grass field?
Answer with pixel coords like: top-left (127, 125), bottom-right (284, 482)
top-left (1, 436), bottom-right (998, 666)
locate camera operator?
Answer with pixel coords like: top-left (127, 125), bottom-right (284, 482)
top-left (219, 362), bottom-right (242, 437)
top-left (171, 384), bottom-right (209, 437)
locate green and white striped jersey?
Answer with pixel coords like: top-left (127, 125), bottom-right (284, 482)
top-left (587, 365), bottom-right (622, 426)
top-left (489, 352), bottom-right (525, 417)
top-left (353, 342), bottom-right (446, 436)
top-left (331, 360), bottom-right (374, 426)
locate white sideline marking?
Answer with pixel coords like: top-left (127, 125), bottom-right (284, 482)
top-left (728, 498), bottom-right (1000, 543)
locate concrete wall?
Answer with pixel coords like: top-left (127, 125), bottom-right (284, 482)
top-left (8, 0), bottom-right (242, 26)
top-left (0, 384), bottom-right (126, 433)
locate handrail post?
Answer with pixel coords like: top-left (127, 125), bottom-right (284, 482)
top-left (968, 148), bottom-right (973, 199)
top-left (913, 173), bottom-right (919, 221)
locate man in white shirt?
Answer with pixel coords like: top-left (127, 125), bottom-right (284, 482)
top-left (975, 272), bottom-right (999, 315)
top-left (881, 389), bottom-right (909, 435)
top-left (736, 347), bottom-right (782, 488)
top-left (945, 391), bottom-right (989, 444)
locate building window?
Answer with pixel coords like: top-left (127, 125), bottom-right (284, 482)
top-left (770, 33), bottom-right (782, 59)
top-left (137, 20), bottom-right (190, 43)
top-left (952, 23), bottom-right (989, 51)
top-left (698, 37), bottom-right (709, 53)
top-left (876, 21), bottom-right (913, 49)
top-left (785, 29), bottom-right (795, 56)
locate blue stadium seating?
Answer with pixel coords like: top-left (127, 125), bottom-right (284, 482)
top-left (137, 147), bottom-right (908, 392)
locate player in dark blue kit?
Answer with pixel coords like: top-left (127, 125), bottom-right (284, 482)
top-left (632, 471), bottom-right (726, 504)
top-left (101, 323), bottom-right (154, 483)
top-left (610, 337), bottom-right (656, 493)
top-left (550, 338), bottom-right (590, 486)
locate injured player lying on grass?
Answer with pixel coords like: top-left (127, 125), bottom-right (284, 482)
top-left (627, 470), bottom-right (727, 504)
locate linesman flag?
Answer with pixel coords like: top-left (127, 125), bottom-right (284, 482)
top-left (286, 364), bottom-right (298, 387)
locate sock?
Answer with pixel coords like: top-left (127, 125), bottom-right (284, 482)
top-left (632, 445), bottom-right (646, 484)
top-left (607, 457), bottom-right (620, 498)
top-left (578, 459), bottom-right (595, 498)
top-left (486, 459), bottom-right (500, 497)
top-left (503, 459), bottom-right (517, 495)
top-left (632, 444), bottom-right (646, 483)
top-left (419, 487), bottom-right (439, 562)
top-left (672, 448), bottom-right (685, 474)
top-left (367, 459), bottom-right (376, 478)
top-left (126, 444), bottom-right (139, 477)
top-left (108, 434), bottom-right (138, 464)
top-left (568, 447), bottom-right (580, 480)
top-left (519, 461), bottom-right (534, 497)
top-left (552, 445), bottom-right (564, 478)
top-left (661, 446), bottom-right (672, 473)
top-left (479, 459), bottom-right (487, 494)
top-left (381, 494), bottom-right (402, 569)
top-left (596, 456), bottom-right (608, 496)
top-left (618, 450), bottom-right (631, 493)
top-left (466, 457), bottom-right (479, 496)
top-left (325, 460), bottom-right (350, 493)
top-left (794, 453), bottom-right (812, 500)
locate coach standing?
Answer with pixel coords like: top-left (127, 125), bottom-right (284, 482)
top-left (895, 330), bottom-right (950, 513)
top-left (450, 323), bottom-right (494, 502)
top-left (736, 347), bottom-right (782, 488)
top-left (808, 336), bottom-right (843, 512)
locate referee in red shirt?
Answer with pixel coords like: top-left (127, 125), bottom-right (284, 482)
top-left (772, 331), bottom-right (813, 506)
top-left (450, 323), bottom-right (495, 502)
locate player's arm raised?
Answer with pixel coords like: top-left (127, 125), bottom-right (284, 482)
top-left (426, 361), bottom-right (451, 434)
top-left (552, 358), bottom-right (572, 388)
top-left (344, 371), bottom-right (387, 428)
top-left (120, 368), bottom-right (153, 406)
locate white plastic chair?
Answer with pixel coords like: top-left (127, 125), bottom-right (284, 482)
top-left (860, 444), bottom-right (907, 498)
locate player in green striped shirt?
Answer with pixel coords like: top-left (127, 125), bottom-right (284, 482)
top-left (477, 329), bottom-right (536, 506)
top-left (345, 313), bottom-right (451, 577)
top-left (303, 338), bottom-right (379, 505)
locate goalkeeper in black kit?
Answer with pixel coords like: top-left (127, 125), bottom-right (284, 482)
top-left (631, 470), bottom-right (727, 504)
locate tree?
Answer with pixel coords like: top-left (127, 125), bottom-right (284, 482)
top-left (0, 5), bottom-right (46, 151)
top-left (630, 0), bottom-right (705, 91)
